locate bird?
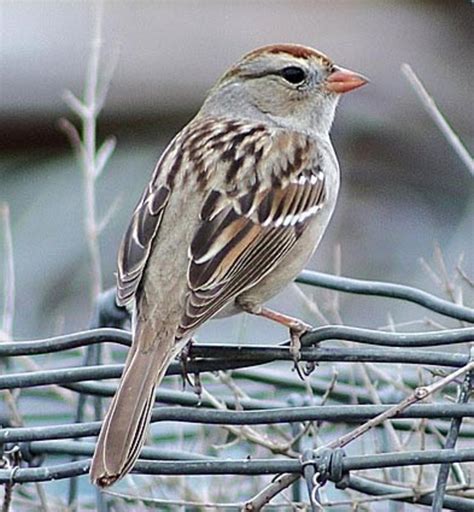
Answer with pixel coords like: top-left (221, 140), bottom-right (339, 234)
top-left (90, 43), bottom-right (367, 487)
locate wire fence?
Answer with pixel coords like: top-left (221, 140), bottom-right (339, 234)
top-left (1, 269), bottom-right (473, 511)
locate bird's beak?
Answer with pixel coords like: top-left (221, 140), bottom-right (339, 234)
top-left (326, 66), bottom-right (369, 93)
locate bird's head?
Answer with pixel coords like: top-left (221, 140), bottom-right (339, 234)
top-left (201, 43), bottom-right (368, 136)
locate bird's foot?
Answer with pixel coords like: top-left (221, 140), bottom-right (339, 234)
top-left (289, 320), bottom-right (312, 380)
top-left (288, 320), bottom-right (311, 359)
top-left (179, 338), bottom-right (195, 390)
top-left (179, 339), bottom-right (202, 400)
top-left (237, 300), bottom-right (313, 379)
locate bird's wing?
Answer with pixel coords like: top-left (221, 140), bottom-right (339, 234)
top-left (116, 117), bottom-right (328, 328)
top-left (177, 122), bottom-right (327, 338)
top-left (115, 129), bottom-right (187, 306)
top-left (116, 117), bottom-right (262, 306)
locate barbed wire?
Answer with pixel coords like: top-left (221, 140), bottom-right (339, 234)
top-left (1, 270), bottom-right (473, 511)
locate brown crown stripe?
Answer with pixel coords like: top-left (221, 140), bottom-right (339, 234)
top-left (243, 44), bottom-right (332, 65)
top-left (223, 44), bottom-right (333, 80)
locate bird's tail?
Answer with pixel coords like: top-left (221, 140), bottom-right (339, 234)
top-left (90, 321), bottom-right (175, 488)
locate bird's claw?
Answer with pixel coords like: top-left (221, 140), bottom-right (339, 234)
top-left (179, 339), bottom-right (195, 390)
top-left (289, 321), bottom-right (312, 380)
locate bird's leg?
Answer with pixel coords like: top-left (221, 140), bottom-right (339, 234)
top-left (178, 339), bottom-right (202, 401)
top-left (255, 310), bottom-right (317, 378)
top-left (238, 301), bottom-right (311, 370)
top-left (179, 338), bottom-right (196, 391)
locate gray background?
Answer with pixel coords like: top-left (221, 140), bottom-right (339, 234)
top-left (1, 0), bottom-right (473, 341)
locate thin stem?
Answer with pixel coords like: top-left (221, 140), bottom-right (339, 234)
top-left (328, 361), bottom-right (474, 451)
top-left (401, 63), bottom-right (473, 175)
top-left (81, 1), bottom-right (104, 300)
top-left (60, 1), bottom-right (113, 303)
top-left (0, 203), bottom-right (15, 340)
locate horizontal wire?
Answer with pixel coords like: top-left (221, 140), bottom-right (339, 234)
top-left (0, 328), bottom-right (131, 356)
top-left (27, 440), bottom-right (214, 461)
top-left (64, 382), bottom-right (285, 410)
top-left (0, 342), bottom-right (471, 391)
top-left (133, 447), bottom-right (474, 475)
top-left (1, 325), bottom-right (473, 359)
top-left (348, 475), bottom-right (473, 512)
top-left (297, 270), bottom-right (474, 323)
top-left (2, 448), bottom-right (474, 483)
top-left (61, 382), bottom-right (474, 438)
top-left (3, 404), bottom-right (474, 443)
top-left (300, 326), bottom-right (474, 348)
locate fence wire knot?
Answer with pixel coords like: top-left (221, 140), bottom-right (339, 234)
top-left (301, 448), bottom-right (348, 510)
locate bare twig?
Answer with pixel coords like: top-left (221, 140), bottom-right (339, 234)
top-left (57, 118), bottom-right (83, 156)
top-left (104, 488), bottom-right (307, 510)
top-left (325, 244), bottom-right (343, 324)
top-left (419, 244), bottom-right (469, 332)
top-left (318, 368), bottom-right (338, 407)
top-left (456, 254), bottom-right (474, 289)
top-left (60, 0), bottom-right (117, 303)
top-left (0, 204), bottom-right (15, 340)
top-left (379, 317), bottom-right (447, 331)
top-left (357, 362), bottom-right (416, 482)
top-left (329, 361), bottom-right (474, 450)
top-left (58, 3), bottom-right (118, 508)
top-left (291, 283), bottom-right (330, 326)
top-left (200, 384), bottom-right (298, 457)
top-left (321, 483), bottom-right (469, 508)
top-left (433, 244), bottom-right (459, 305)
top-left (97, 195), bottom-right (122, 234)
top-left (401, 63), bottom-right (473, 175)
top-left (243, 473), bottom-right (299, 511)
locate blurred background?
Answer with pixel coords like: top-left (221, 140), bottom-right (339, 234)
top-left (1, 0), bottom-right (473, 342)
top-left (1, 2), bottom-right (474, 510)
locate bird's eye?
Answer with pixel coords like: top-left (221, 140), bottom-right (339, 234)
top-left (280, 66), bottom-right (307, 85)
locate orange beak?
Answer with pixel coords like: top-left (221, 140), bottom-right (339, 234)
top-left (326, 66), bottom-right (369, 93)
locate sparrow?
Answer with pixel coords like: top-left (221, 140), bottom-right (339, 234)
top-left (90, 43), bottom-right (367, 487)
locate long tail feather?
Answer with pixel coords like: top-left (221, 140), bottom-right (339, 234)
top-left (90, 322), bottom-right (175, 487)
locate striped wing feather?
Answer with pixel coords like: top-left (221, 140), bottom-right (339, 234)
top-left (116, 117), bottom-right (326, 334)
top-left (116, 184), bottom-right (171, 306)
top-left (115, 118), bottom-right (262, 307)
top-left (179, 151), bottom-right (326, 337)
